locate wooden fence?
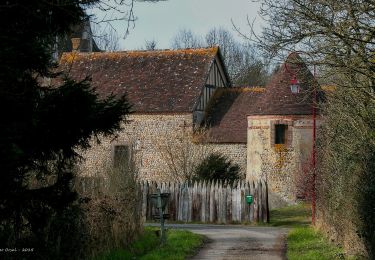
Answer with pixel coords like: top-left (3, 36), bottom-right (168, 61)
top-left (140, 180), bottom-right (269, 224)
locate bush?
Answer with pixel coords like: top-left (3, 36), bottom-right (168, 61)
top-left (75, 152), bottom-right (143, 258)
top-left (317, 86), bottom-right (374, 258)
top-left (192, 152), bottom-right (241, 182)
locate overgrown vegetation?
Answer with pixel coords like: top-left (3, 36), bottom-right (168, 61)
top-left (75, 154), bottom-right (143, 258)
top-left (97, 227), bottom-right (203, 260)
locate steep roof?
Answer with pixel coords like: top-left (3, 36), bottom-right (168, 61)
top-left (59, 47), bottom-right (219, 113)
top-left (204, 87), bottom-right (264, 143)
top-left (252, 53), bottom-right (319, 115)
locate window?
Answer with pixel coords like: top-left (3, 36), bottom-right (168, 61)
top-left (275, 124), bottom-right (288, 144)
top-left (113, 144), bottom-right (129, 168)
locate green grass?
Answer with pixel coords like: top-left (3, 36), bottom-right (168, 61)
top-left (97, 226), bottom-right (203, 260)
top-left (269, 203), bottom-right (312, 227)
top-left (287, 227), bottom-right (345, 260)
top-left (270, 203), bottom-right (354, 259)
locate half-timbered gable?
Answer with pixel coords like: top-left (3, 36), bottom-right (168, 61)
top-left (194, 52), bottom-right (230, 124)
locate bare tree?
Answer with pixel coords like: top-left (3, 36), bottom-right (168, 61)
top-left (144, 39), bottom-right (157, 50)
top-left (92, 23), bottom-right (120, 51)
top-left (171, 27), bottom-right (269, 85)
top-left (155, 128), bottom-right (212, 182)
top-left (171, 28), bottom-right (204, 49)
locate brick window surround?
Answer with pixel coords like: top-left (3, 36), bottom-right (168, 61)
top-left (270, 120), bottom-right (293, 147)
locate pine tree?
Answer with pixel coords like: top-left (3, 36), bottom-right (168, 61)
top-left (0, 1), bottom-right (130, 257)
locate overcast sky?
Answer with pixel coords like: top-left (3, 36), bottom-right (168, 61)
top-left (92, 0), bottom-right (264, 50)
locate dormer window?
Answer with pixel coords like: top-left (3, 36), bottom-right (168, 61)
top-left (290, 76), bottom-right (300, 94)
top-left (290, 83), bottom-right (300, 94)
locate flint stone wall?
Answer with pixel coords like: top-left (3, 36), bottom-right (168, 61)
top-left (78, 113), bottom-right (247, 181)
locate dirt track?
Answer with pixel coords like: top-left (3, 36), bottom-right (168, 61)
top-left (158, 224), bottom-right (288, 260)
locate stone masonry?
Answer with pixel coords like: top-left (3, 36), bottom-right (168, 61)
top-left (78, 113), bottom-right (247, 181)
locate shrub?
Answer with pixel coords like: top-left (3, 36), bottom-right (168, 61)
top-left (192, 152), bottom-right (241, 182)
top-left (75, 150), bottom-right (143, 258)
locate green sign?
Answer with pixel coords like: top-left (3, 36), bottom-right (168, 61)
top-left (246, 195), bottom-right (253, 204)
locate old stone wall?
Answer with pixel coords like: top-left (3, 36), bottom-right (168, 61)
top-left (78, 113), bottom-right (247, 181)
top-left (247, 115), bottom-right (321, 208)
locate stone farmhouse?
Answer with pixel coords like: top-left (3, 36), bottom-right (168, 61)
top-left (59, 46), bottom-right (254, 181)
top-left (59, 38), bottom-right (321, 205)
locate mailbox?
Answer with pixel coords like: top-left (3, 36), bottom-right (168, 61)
top-left (245, 195), bottom-right (253, 204)
top-left (150, 192), bottom-right (170, 211)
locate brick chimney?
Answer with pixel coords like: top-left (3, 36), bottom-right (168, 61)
top-left (71, 37), bottom-right (81, 52)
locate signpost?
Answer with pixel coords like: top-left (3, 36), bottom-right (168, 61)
top-left (150, 188), bottom-right (170, 245)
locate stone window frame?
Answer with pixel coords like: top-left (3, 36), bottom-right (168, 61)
top-left (270, 119), bottom-right (293, 148)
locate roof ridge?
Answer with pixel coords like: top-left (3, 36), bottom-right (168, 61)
top-left (61, 46), bottom-right (218, 56)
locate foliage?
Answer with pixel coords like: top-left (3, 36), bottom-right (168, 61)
top-left (0, 1), bottom-right (131, 258)
top-left (97, 227), bottom-right (204, 260)
top-left (252, 0), bottom-right (375, 256)
top-left (192, 152), bottom-right (241, 182)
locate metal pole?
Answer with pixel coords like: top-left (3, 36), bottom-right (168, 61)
top-left (285, 51), bottom-right (317, 225)
top-left (156, 188), bottom-right (166, 245)
top-left (312, 65), bottom-right (317, 225)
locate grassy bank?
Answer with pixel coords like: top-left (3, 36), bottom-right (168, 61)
top-left (287, 227), bottom-right (345, 260)
top-left (97, 227), bottom-right (203, 260)
top-left (270, 203), bottom-right (350, 259)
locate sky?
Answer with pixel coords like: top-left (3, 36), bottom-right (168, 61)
top-left (91, 0), bottom-right (264, 50)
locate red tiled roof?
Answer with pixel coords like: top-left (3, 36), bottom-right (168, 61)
top-left (204, 87), bottom-right (265, 143)
top-left (252, 53), bottom-right (319, 115)
top-left (58, 47), bottom-right (219, 113)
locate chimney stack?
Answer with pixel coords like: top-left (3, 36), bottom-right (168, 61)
top-left (71, 37), bottom-right (81, 52)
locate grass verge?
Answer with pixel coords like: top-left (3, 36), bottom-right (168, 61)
top-left (97, 226), bottom-right (203, 260)
top-left (270, 203), bottom-right (352, 259)
top-left (287, 226), bottom-right (345, 260)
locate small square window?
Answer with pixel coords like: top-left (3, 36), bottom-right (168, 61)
top-left (275, 124), bottom-right (288, 144)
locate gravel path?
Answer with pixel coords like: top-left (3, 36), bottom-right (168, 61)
top-left (147, 223), bottom-right (288, 260)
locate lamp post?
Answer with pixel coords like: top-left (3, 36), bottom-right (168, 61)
top-left (285, 51), bottom-right (317, 225)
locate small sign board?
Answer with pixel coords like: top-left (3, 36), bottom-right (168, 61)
top-left (245, 195), bottom-right (253, 204)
